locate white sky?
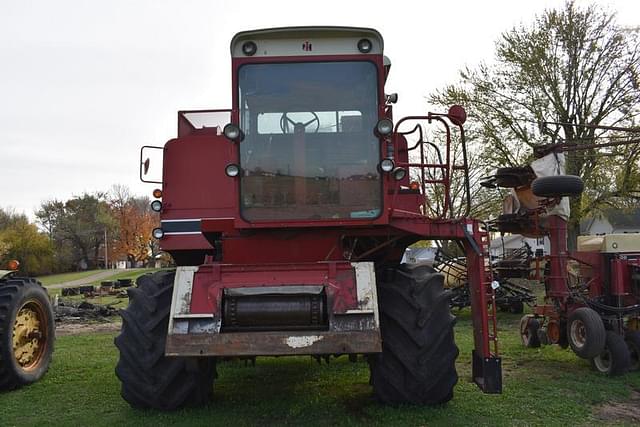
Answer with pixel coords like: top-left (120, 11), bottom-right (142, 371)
top-left (1, 0), bottom-right (638, 218)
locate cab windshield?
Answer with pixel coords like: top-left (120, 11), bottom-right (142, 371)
top-left (238, 61), bottom-right (381, 221)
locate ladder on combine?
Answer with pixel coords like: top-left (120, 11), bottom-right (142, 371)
top-left (479, 225), bottom-right (499, 356)
top-left (394, 113), bottom-right (472, 219)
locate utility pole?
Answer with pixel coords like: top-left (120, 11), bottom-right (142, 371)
top-left (104, 228), bottom-right (108, 269)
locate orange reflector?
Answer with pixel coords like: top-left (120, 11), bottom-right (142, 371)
top-left (410, 181), bottom-right (420, 191)
top-left (153, 189), bottom-right (163, 198)
top-left (7, 259), bottom-right (20, 271)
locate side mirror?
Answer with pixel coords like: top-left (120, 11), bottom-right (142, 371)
top-left (448, 105), bottom-right (467, 126)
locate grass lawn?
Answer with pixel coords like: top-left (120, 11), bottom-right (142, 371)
top-left (36, 270), bottom-right (104, 286)
top-left (1, 310), bottom-right (639, 426)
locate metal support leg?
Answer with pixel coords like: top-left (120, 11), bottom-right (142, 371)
top-left (464, 220), bottom-right (502, 393)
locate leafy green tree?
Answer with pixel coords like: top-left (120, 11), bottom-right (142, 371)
top-left (430, 1), bottom-right (640, 247)
top-left (0, 208), bottom-right (54, 275)
top-left (36, 194), bottom-right (117, 270)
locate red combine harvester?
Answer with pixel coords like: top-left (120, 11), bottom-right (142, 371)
top-left (484, 135), bottom-right (640, 375)
top-left (116, 26), bottom-right (502, 410)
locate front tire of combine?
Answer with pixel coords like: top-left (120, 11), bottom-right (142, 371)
top-left (114, 271), bottom-right (216, 410)
top-left (369, 264), bottom-right (458, 405)
top-left (0, 278), bottom-right (55, 391)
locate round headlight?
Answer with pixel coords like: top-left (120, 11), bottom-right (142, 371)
top-left (392, 167), bottom-right (407, 181)
top-left (150, 200), bottom-right (163, 212)
top-left (223, 123), bottom-right (243, 142)
top-left (225, 163), bottom-right (240, 177)
top-left (375, 118), bottom-right (394, 136)
top-left (242, 41), bottom-right (257, 56)
top-left (380, 158), bottom-right (395, 172)
top-left (357, 38), bottom-right (372, 53)
top-left (152, 228), bottom-right (164, 239)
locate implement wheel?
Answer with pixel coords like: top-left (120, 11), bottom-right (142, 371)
top-left (531, 175), bottom-right (584, 198)
top-left (509, 301), bottom-right (524, 314)
top-left (625, 330), bottom-right (640, 371)
top-left (369, 264), bottom-right (458, 405)
top-left (115, 271), bottom-right (216, 410)
top-left (0, 278), bottom-right (55, 391)
top-left (519, 316), bottom-right (541, 348)
top-left (591, 331), bottom-right (631, 376)
top-left (567, 307), bottom-right (606, 359)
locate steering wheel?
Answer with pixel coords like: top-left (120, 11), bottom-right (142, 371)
top-left (280, 112), bottom-right (320, 134)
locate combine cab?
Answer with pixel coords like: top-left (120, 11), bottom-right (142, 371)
top-left (116, 26), bottom-right (502, 410)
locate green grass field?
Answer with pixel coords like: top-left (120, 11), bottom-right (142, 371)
top-left (1, 310), bottom-right (639, 426)
top-left (36, 270), bottom-right (104, 286)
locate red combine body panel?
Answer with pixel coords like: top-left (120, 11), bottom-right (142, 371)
top-left (118, 26), bottom-right (502, 411)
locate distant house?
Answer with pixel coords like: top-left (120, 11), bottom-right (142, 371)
top-left (580, 208), bottom-right (640, 235)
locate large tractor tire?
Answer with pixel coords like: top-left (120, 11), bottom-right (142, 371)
top-left (115, 271), bottom-right (216, 410)
top-left (0, 277), bottom-right (55, 391)
top-left (567, 307), bottom-right (606, 359)
top-left (369, 264), bottom-right (458, 405)
top-left (531, 175), bottom-right (584, 198)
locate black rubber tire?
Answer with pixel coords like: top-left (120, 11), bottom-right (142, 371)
top-left (520, 316), bottom-right (541, 348)
top-left (0, 277), bottom-right (55, 391)
top-left (557, 320), bottom-right (569, 349)
top-left (567, 307), bottom-right (606, 359)
top-left (114, 271), bottom-right (216, 410)
top-left (531, 175), bottom-right (584, 198)
top-left (509, 301), bottom-right (524, 314)
top-left (369, 264), bottom-right (458, 405)
top-left (625, 330), bottom-right (640, 371)
top-left (591, 331), bottom-right (631, 376)
top-left (537, 327), bottom-right (550, 346)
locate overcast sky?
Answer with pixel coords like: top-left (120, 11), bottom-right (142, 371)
top-left (1, 0), bottom-right (638, 218)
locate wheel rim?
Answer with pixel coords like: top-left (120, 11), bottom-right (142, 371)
top-left (570, 319), bottom-right (587, 349)
top-left (593, 348), bottom-right (612, 373)
top-left (12, 299), bottom-right (49, 371)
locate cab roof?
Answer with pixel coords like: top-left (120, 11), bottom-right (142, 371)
top-left (230, 26), bottom-right (384, 58)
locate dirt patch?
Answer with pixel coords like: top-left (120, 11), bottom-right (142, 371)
top-left (56, 320), bottom-right (121, 336)
top-left (594, 390), bottom-right (640, 423)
